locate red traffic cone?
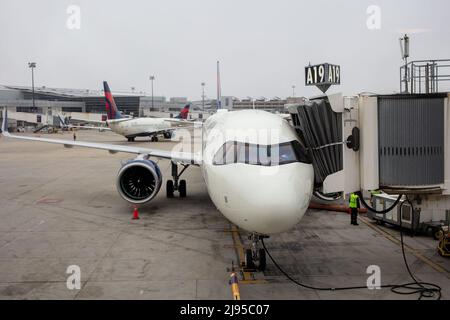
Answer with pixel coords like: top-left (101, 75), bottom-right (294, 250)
top-left (132, 206), bottom-right (140, 220)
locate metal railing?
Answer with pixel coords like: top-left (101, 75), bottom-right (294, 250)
top-left (400, 59), bottom-right (450, 94)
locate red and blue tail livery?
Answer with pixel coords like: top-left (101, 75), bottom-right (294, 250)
top-left (103, 81), bottom-right (123, 120)
top-left (175, 104), bottom-right (190, 119)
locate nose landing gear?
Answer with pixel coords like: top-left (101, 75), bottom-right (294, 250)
top-left (244, 233), bottom-right (269, 271)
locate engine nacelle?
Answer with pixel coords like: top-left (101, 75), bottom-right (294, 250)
top-left (116, 159), bottom-right (162, 204)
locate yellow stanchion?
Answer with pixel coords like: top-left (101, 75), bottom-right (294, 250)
top-left (229, 272), bottom-right (241, 300)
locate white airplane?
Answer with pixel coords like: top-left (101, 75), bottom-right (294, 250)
top-left (1, 108), bottom-right (313, 271)
top-left (75, 81), bottom-right (193, 142)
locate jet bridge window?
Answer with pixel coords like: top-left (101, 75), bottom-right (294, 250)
top-left (213, 140), bottom-right (310, 166)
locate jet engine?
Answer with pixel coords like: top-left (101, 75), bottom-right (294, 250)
top-left (116, 158), bottom-right (162, 204)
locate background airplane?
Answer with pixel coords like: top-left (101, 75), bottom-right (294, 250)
top-left (73, 81), bottom-right (194, 142)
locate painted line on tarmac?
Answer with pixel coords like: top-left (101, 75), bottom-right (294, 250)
top-left (360, 216), bottom-right (450, 278)
top-left (229, 225), bottom-right (267, 285)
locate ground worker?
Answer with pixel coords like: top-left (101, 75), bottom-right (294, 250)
top-left (349, 192), bottom-right (360, 226)
top-left (73, 132), bottom-right (76, 141)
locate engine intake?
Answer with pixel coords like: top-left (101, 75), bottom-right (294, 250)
top-left (116, 159), bottom-right (162, 204)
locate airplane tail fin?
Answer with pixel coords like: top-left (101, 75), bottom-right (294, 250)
top-left (103, 81), bottom-right (123, 120)
top-left (175, 104), bottom-right (190, 119)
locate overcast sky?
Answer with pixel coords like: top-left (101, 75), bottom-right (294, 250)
top-left (0, 0), bottom-right (449, 99)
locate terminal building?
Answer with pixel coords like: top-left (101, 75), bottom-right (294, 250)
top-left (0, 85), bottom-right (194, 127)
top-left (0, 84), bottom-right (298, 129)
top-left (0, 85), bottom-right (142, 115)
top-left (0, 85), bottom-right (195, 116)
top-left (233, 97), bottom-right (305, 112)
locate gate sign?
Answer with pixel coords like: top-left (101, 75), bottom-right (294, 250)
top-left (305, 63), bottom-right (341, 93)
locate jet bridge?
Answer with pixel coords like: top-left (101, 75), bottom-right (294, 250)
top-left (288, 92), bottom-right (450, 229)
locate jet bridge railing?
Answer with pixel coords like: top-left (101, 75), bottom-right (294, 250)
top-left (400, 59), bottom-right (450, 94)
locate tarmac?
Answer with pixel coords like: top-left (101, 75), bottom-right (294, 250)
top-left (0, 130), bottom-right (450, 300)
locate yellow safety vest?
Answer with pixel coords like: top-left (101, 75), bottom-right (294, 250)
top-left (349, 193), bottom-right (359, 208)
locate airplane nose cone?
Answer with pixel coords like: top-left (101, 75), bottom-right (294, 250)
top-left (211, 163), bottom-right (314, 235)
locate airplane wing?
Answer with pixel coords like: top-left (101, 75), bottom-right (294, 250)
top-left (1, 110), bottom-right (201, 165)
top-left (164, 119), bottom-right (204, 127)
top-left (70, 125), bottom-right (111, 131)
top-left (69, 118), bottom-right (107, 125)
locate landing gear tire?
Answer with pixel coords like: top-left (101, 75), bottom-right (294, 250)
top-left (258, 248), bottom-right (266, 271)
top-left (166, 180), bottom-right (174, 198)
top-left (246, 233), bottom-right (269, 272)
top-left (151, 136), bottom-right (159, 142)
top-left (179, 180), bottom-right (187, 198)
top-left (127, 137), bottom-right (135, 142)
top-left (245, 249), bottom-right (256, 270)
top-left (168, 162), bottom-right (190, 199)
top-left (435, 228), bottom-right (443, 241)
top-left (164, 132), bottom-right (172, 139)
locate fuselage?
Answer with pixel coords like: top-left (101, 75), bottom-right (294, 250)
top-left (108, 118), bottom-right (173, 138)
top-left (200, 110), bottom-right (314, 235)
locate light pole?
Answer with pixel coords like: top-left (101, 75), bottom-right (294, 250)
top-left (201, 82), bottom-right (205, 110)
top-left (28, 62), bottom-right (36, 111)
top-left (149, 75), bottom-right (155, 110)
top-left (292, 85), bottom-right (296, 97)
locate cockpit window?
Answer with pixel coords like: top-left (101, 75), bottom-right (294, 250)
top-left (213, 140), bottom-right (311, 166)
top-left (224, 141), bottom-right (236, 164)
